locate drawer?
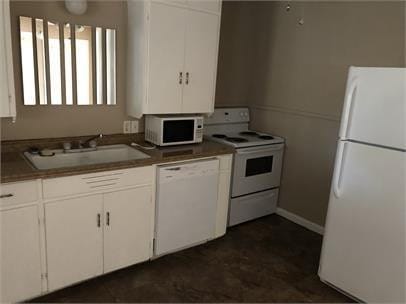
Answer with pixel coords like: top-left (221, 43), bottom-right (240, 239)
top-left (218, 154), bottom-right (233, 171)
top-left (43, 166), bottom-right (153, 199)
top-left (229, 188), bottom-right (278, 226)
top-left (0, 180), bottom-right (39, 208)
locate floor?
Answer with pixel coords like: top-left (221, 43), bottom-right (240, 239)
top-left (31, 215), bottom-right (352, 303)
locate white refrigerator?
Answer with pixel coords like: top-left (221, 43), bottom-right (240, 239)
top-left (319, 67), bottom-right (406, 303)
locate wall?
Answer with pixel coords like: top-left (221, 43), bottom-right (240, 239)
top-left (215, 1), bottom-right (257, 107)
top-left (1, 0), bottom-right (132, 140)
top-left (216, 1), bottom-right (405, 226)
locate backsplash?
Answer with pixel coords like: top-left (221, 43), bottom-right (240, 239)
top-left (1, 133), bottom-right (144, 153)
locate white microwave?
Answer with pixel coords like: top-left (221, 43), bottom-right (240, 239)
top-left (145, 115), bottom-right (204, 146)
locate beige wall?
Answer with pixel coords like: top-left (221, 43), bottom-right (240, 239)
top-left (217, 1), bottom-right (405, 226)
top-left (215, 1), bottom-right (257, 107)
top-left (1, 0), bottom-right (134, 140)
top-left (2, 1), bottom-right (405, 226)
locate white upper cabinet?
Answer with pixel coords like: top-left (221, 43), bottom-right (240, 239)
top-left (183, 10), bottom-right (219, 113)
top-left (0, 0), bottom-right (16, 119)
top-left (187, 0), bottom-right (221, 13)
top-left (153, 0), bottom-right (221, 13)
top-left (127, 0), bottom-right (222, 118)
top-left (148, 3), bottom-right (186, 114)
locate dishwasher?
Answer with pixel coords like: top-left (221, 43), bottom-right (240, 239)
top-left (154, 159), bottom-right (219, 256)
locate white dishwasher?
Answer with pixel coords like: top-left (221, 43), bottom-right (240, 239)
top-left (154, 159), bottom-right (219, 256)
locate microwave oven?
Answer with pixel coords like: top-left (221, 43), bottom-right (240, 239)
top-left (145, 115), bottom-right (204, 146)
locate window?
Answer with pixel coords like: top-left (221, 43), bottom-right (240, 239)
top-left (19, 17), bottom-right (117, 106)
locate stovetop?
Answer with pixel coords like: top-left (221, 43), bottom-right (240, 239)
top-left (204, 107), bottom-right (284, 148)
top-left (206, 130), bottom-right (284, 148)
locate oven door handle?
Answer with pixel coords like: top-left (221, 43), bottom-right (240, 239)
top-left (237, 144), bottom-right (284, 155)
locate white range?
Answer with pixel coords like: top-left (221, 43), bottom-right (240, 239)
top-left (205, 107), bottom-right (285, 226)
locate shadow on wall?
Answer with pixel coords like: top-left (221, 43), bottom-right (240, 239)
top-left (215, 1), bottom-right (405, 226)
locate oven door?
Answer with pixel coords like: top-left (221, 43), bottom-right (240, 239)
top-left (232, 143), bottom-right (284, 197)
top-left (162, 119), bottom-right (196, 145)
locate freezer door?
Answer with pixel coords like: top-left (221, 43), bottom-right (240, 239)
top-left (339, 67), bottom-right (406, 150)
top-left (319, 141), bottom-right (405, 303)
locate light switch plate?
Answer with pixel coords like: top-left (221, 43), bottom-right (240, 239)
top-left (123, 121), bottom-right (131, 134)
top-left (130, 120), bottom-right (139, 133)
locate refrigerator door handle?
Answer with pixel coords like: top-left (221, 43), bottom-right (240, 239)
top-left (340, 78), bottom-right (358, 139)
top-left (333, 142), bottom-right (347, 198)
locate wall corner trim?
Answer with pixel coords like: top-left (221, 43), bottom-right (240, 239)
top-left (276, 207), bottom-right (325, 235)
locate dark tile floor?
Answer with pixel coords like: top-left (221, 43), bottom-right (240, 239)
top-left (31, 215), bottom-right (352, 303)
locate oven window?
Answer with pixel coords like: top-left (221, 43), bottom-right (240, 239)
top-left (245, 156), bottom-right (273, 176)
top-left (163, 120), bottom-right (194, 143)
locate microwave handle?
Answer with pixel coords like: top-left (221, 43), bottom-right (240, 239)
top-left (237, 145), bottom-right (284, 155)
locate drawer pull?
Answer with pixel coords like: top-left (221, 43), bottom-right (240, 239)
top-left (89, 183), bottom-right (117, 189)
top-left (0, 193), bottom-right (14, 198)
top-left (106, 212), bottom-right (110, 226)
top-left (86, 178), bottom-right (120, 184)
top-left (97, 213), bottom-right (101, 227)
top-left (82, 172), bottom-right (123, 180)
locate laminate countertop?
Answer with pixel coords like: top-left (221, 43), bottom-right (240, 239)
top-left (1, 135), bottom-right (234, 183)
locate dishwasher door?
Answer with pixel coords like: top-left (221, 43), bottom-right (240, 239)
top-left (155, 159), bottom-right (219, 256)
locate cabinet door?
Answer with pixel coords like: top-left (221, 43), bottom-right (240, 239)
top-left (103, 186), bottom-right (153, 273)
top-left (147, 3), bottom-right (186, 114)
top-left (45, 195), bottom-right (103, 291)
top-left (187, 0), bottom-right (221, 13)
top-left (0, 206), bottom-right (42, 302)
top-left (215, 170), bottom-right (231, 238)
top-left (182, 10), bottom-right (219, 113)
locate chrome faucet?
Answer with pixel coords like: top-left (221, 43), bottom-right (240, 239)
top-left (79, 134), bottom-right (103, 149)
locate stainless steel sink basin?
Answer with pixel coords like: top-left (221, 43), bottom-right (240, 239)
top-left (24, 144), bottom-right (150, 170)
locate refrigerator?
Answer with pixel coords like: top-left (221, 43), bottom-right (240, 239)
top-left (319, 67), bottom-right (406, 303)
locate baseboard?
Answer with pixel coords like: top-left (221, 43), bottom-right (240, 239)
top-left (276, 208), bottom-right (325, 235)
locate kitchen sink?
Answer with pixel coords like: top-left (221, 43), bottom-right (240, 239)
top-left (24, 144), bottom-right (150, 170)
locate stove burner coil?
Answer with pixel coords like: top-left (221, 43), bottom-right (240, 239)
top-left (258, 135), bottom-right (274, 140)
top-left (226, 137), bottom-right (249, 143)
top-left (212, 134), bottom-right (227, 138)
top-left (239, 131), bottom-right (258, 136)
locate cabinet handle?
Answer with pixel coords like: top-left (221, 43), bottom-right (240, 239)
top-left (106, 212), bottom-right (110, 226)
top-left (0, 193), bottom-right (14, 198)
top-left (97, 214), bottom-right (101, 227)
top-left (186, 72), bottom-right (189, 85)
top-left (179, 72), bottom-right (183, 84)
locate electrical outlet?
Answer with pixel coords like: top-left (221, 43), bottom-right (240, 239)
top-left (130, 120), bottom-right (139, 133)
top-left (123, 121), bottom-right (131, 134)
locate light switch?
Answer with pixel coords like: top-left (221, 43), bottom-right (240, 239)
top-left (130, 120), bottom-right (139, 133)
top-left (123, 121), bottom-right (131, 134)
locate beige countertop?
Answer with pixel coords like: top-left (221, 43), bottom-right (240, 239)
top-left (1, 134), bottom-right (234, 183)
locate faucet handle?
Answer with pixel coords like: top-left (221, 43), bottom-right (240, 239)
top-left (63, 142), bottom-right (72, 151)
top-left (88, 140), bottom-right (97, 148)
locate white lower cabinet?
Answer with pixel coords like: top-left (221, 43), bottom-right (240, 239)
top-left (104, 186), bottom-right (152, 273)
top-left (214, 154), bottom-right (232, 238)
top-left (1, 157), bottom-right (232, 301)
top-left (0, 205), bottom-right (42, 302)
top-left (45, 195), bottom-right (104, 291)
top-left (45, 186), bottom-right (153, 291)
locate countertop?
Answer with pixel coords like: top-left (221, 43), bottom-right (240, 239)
top-left (1, 134), bottom-right (234, 183)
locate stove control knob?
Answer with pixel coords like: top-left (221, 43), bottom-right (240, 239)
top-left (240, 112), bottom-right (244, 117)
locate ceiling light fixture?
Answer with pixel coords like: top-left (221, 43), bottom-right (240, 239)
top-left (65, 0), bottom-right (87, 15)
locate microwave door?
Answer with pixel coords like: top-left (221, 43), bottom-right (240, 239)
top-left (232, 144), bottom-right (284, 197)
top-left (162, 119), bottom-right (195, 144)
